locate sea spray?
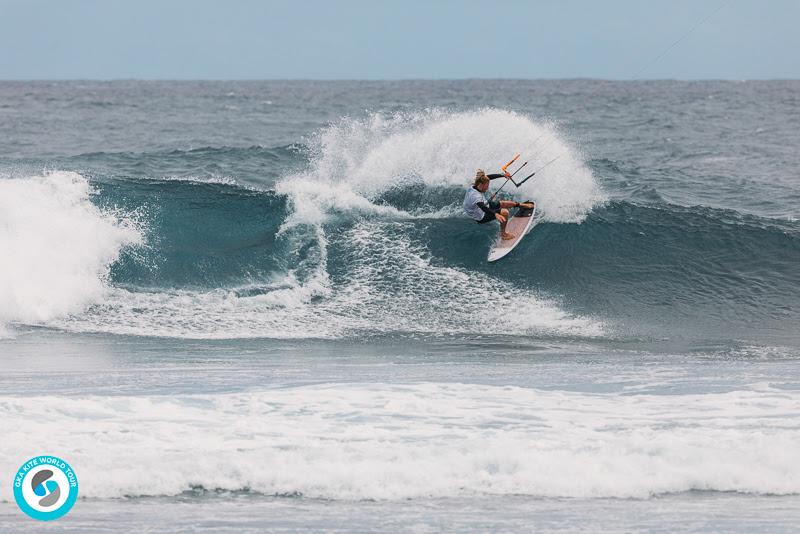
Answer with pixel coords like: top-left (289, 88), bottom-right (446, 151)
top-left (277, 109), bottom-right (605, 227)
top-left (0, 171), bottom-right (142, 332)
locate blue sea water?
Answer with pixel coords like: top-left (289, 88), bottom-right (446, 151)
top-left (1, 80), bottom-right (799, 532)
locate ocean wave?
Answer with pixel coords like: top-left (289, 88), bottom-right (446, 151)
top-left (47, 221), bottom-right (604, 340)
top-left (0, 171), bottom-right (142, 334)
top-left (3, 107), bottom-right (797, 341)
top-left (4, 167), bottom-right (798, 340)
top-left (1, 383), bottom-right (798, 500)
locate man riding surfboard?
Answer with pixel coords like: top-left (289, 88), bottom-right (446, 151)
top-left (463, 169), bottom-right (534, 240)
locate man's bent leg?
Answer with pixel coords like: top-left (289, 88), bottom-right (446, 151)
top-left (500, 209), bottom-right (516, 240)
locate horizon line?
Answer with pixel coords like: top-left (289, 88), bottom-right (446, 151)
top-left (1, 77), bottom-right (798, 83)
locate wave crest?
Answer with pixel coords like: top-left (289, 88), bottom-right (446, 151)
top-left (0, 171), bottom-right (143, 333)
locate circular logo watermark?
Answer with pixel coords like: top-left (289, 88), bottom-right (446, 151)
top-left (13, 456), bottom-right (78, 521)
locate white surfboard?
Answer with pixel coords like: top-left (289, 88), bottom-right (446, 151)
top-left (487, 202), bottom-right (538, 262)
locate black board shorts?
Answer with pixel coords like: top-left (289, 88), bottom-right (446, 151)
top-left (477, 201), bottom-right (502, 224)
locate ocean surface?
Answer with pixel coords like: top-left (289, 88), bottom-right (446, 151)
top-left (1, 80), bottom-right (799, 532)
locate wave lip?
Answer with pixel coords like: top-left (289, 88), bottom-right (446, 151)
top-left (0, 171), bottom-right (142, 333)
top-left (1, 383), bottom-right (798, 501)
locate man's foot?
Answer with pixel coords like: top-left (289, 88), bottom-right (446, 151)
top-left (501, 232), bottom-right (516, 240)
top-left (518, 202), bottom-right (534, 209)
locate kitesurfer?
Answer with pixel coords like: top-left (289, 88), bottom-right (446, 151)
top-left (463, 169), bottom-right (533, 240)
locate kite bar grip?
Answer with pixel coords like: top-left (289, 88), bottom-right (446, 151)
top-left (501, 154), bottom-right (520, 172)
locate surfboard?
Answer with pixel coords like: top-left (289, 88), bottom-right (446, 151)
top-left (487, 202), bottom-right (537, 262)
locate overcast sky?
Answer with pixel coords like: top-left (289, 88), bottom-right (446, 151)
top-left (1, 0), bottom-right (797, 80)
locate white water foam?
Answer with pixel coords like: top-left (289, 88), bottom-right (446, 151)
top-left (52, 225), bottom-right (341, 339)
top-left (0, 171), bottom-right (142, 336)
top-left (2, 383), bottom-right (798, 501)
top-left (52, 220), bottom-right (603, 339)
top-left (276, 109), bottom-right (604, 227)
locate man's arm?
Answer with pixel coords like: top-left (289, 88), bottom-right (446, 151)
top-left (478, 201), bottom-right (506, 223)
top-left (486, 173), bottom-right (507, 180)
top-left (475, 201), bottom-right (494, 215)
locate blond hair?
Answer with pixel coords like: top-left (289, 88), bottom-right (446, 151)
top-left (474, 169), bottom-right (489, 186)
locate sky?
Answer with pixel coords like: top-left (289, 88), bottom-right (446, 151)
top-left (0, 0), bottom-right (798, 80)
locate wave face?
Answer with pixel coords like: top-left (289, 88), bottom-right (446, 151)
top-left (1, 102), bottom-right (798, 342)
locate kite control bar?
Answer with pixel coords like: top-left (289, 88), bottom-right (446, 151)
top-left (514, 155), bottom-right (561, 187)
top-left (491, 154), bottom-right (528, 200)
top-left (501, 154), bottom-right (529, 180)
top-left (501, 154), bottom-right (520, 173)
top-left (490, 153), bottom-right (561, 200)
